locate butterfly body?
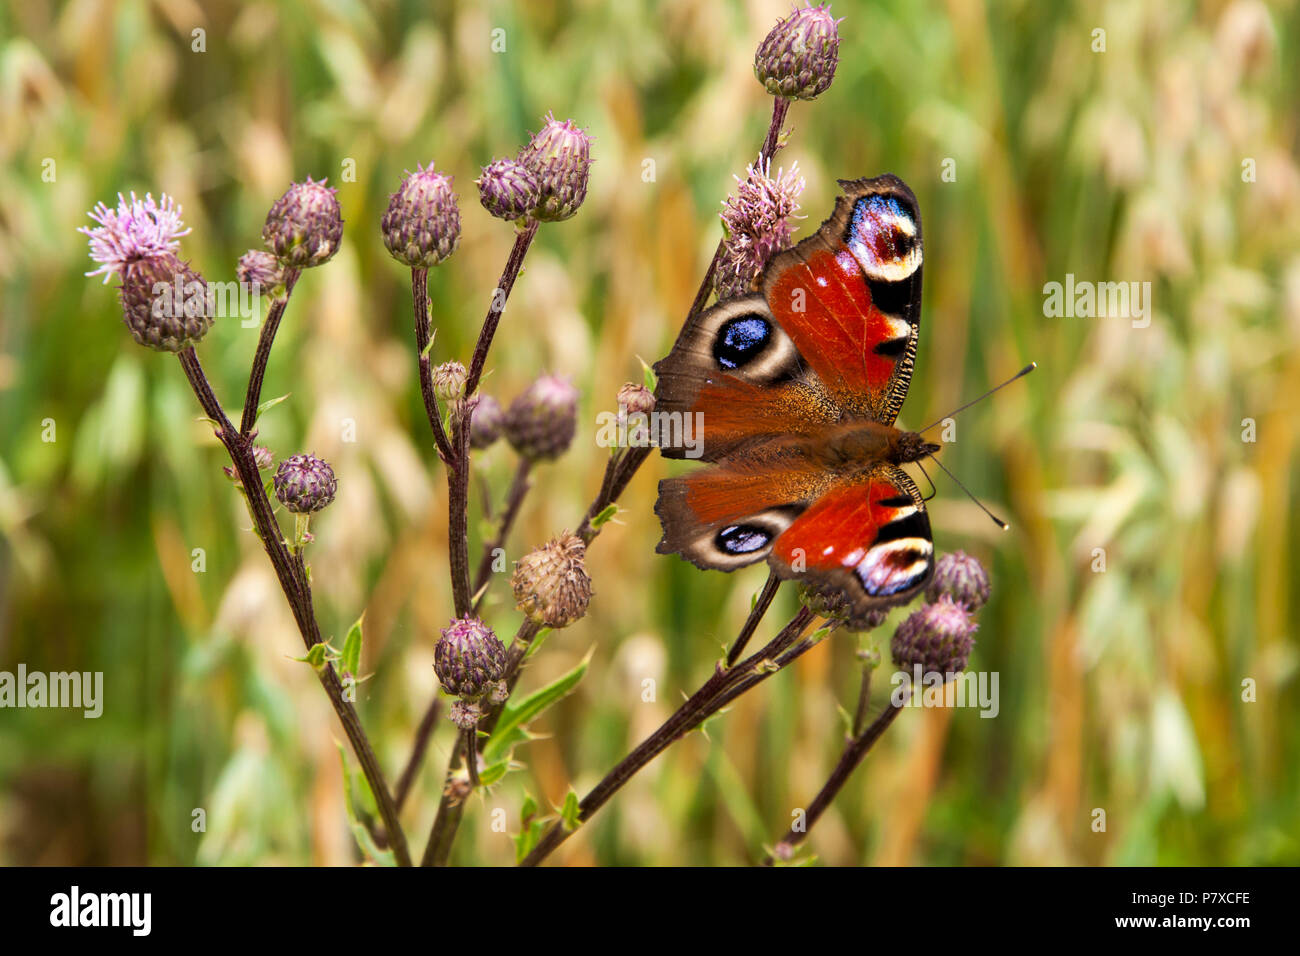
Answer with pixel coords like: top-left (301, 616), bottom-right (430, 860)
top-left (654, 174), bottom-right (938, 625)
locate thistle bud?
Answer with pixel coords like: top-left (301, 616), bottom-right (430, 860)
top-left (273, 453), bottom-right (337, 514)
top-left (754, 4), bottom-right (841, 101)
top-left (118, 252), bottom-right (214, 352)
top-left (434, 616), bottom-right (506, 700)
top-left (890, 595), bottom-right (977, 677)
top-left (223, 445), bottom-right (274, 484)
top-left (469, 394), bottom-right (504, 449)
top-left (432, 360), bottom-right (469, 403)
top-left (925, 551), bottom-right (991, 611)
top-left (512, 533), bottom-right (593, 629)
top-left (477, 158), bottom-right (542, 223)
top-left (237, 249), bottom-right (287, 298)
top-left (381, 163), bottom-right (460, 268)
top-left (797, 580), bottom-right (886, 632)
top-left (263, 177), bottom-right (343, 268)
top-left (616, 382), bottom-right (655, 417)
top-left (517, 114), bottom-right (592, 223)
top-left (503, 374), bottom-right (579, 460)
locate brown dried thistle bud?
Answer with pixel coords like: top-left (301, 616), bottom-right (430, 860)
top-left (512, 532), bottom-right (592, 629)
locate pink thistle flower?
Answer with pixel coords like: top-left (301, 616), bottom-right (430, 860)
top-left (714, 158), bottom-right (805, 299)
top-left (79, 192), bottom-right (191, 284)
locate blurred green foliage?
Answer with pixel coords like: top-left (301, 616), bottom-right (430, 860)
top-left (1, 0), bottom-right (1297, 865)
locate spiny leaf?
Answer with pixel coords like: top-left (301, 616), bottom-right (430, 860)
top-left (559, 789), bottom-right (581, 832)
top-left (591, 503), bottom-right (619, 529)
top-left (335, 742), bottom-right (395, 866)
top-left (484, 648), bottom-right (590, 765)
top-left (341, 612), bottom-right (364, 678)
top-left (256, 393), bottom-right (291, 420)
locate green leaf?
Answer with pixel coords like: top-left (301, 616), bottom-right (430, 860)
top-left (513, 793), bottom-right (548, 863)
top-left (256, 393), bottom-right (291, 420)
top-left (559, 789), bottom-right (581, 832)
top-left (335, 743), bottom-right (396, 866)
top-left (591, 503), bottom-right (619, 529)
top-left (292, 642), bottom-right (333, 671)
top-left (484, 648), bottom-right (590, 765)
top-left (341, 612), bottom-right (364, 677)
top-left (639, 357), bottom-right (658, 391)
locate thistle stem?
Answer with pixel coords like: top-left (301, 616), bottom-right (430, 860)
top-left (519, 607), bottom-right (817, 867)
top-left (239, 268), bottom-right (301, 436)
top-left (410, 268), bottom-right (455, 464)
top-left (472, 457), bottom-right (533, 608)
top-left (727, 571), bottom-right (780, 666)
top-left (177, 348), bottom-right (412, 867)
top-left (764, 692), bottom-right (908, 865)
top-left (466, 220), bottom-right (539, 396)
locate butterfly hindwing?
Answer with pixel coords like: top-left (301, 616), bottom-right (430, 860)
top-left (769, 464), bottom-right (934, 617)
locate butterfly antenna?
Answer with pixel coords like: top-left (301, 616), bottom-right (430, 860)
top-left (915, 459), bottom-right (938, 502)
top-left (927, 454), bottom-right (1009, 530)
top-left (919, 362), bottom-right (1037, 434)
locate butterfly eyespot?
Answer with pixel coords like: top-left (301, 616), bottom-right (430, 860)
top-left (846, 194), bottom-right (922, 283)
top-left (713, 315), bottom-right (771, 370)
top-left (716, 524), bottom-right (772, 555)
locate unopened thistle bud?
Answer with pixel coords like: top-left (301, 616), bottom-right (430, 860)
top-left (273, 453), bottom-right (337, 514)
top-left (616, 382), bottom-right (655, 417)
top-left (890, 595), bottom-right (977, 677)
top-left (469, 394), bottom-right (504, 449)
top-left (237, 249), bottom-right (287, 298)
top-left (503, 374), bottom-right (579, 460)
top-left (263, 177), bottom-right (343, 269)
top-left (477, 158), bottom-right (542, 223)
top-left (223, 445), bottom-right (274, 484)
top-left (432, 360), bottom-right (469, 402)
top-left (434, 616), bottom-right (506, 700)
top-left (512, 532), bottom-right (592, 629)
top-left (925, 551), bottom-right (991, 611)
top-left (381, 163), bottom-right (461, 268)
top-left (517, 114), bottom-right (592, 223)
top-left (118, 252), bottom-right (214, 352)
top-left (754, 4), bottom-right (841, 100)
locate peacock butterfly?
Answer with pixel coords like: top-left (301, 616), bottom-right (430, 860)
top-left (653, 173), bottom-right (940, 625)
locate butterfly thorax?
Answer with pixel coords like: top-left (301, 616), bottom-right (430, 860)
top-left (813, 421), bottom-right (939, 471)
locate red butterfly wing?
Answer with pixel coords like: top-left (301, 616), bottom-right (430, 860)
top-left (761, 174), bottom-right (923, 425)
top-left (770, 464), bottom-right (934, 615)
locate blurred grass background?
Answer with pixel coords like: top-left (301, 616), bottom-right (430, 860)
top-left (1, 0), bottom-right (1297, 865)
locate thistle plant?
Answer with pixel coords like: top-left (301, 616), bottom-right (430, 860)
top-left (78, 4), bottom-right (974, 868)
